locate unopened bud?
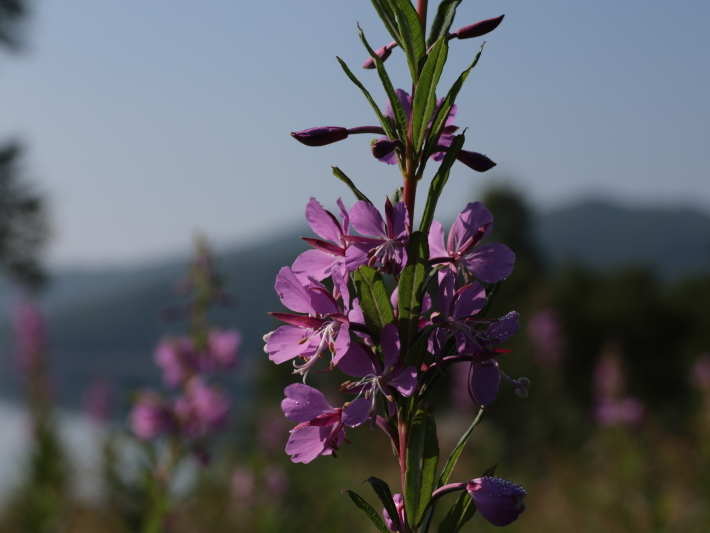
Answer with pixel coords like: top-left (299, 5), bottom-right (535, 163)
top-left (457, 150), bottom-right (496, 172)
top-left (371, 138), bottom-right (403, 159)
top-left (362, 41), bottom-right (398, 69)
top-left (453, 15), bottom-right (505, 40)
top-left (291, 126), bottom-right (349, 147)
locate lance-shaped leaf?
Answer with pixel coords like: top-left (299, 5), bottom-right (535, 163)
top-left (337, 56), bottom-right (397, 141)
top-left (426, 0), bottom-right (462, 48)
top-left (371, 0), bottom-right (401, 49)
top-left (343, 489), bottom-right (389, 533)
top-left (332, 166), bottom-right (373, 204)
top-left (437, 491), bottom-right (477, 533)
top-left (397, 231), bottom-right (429, 364)
top-left (404, 405), bottom-right (439, 528)
top-left (438, 408), bottom-right (485, 488)
top-left (419, 133), bottom-right (465, 234)
top-left (366, 477), bottom-right (403, 533)
top-left (421, 43), bottom-right (484, 165)
top-left (358, 24), bottom-right (409, 141)
top-left (411, 35), bottom-right (448, 153)
top-left (353, 265), bottom-right (395, 344)
top-left (387, 0), bottom-right (425, 81)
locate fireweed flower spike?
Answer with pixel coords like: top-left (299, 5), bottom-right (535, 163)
top-left (450, 15), bottom-right (506, 41)
top-left (281, 383), bottom-right (369, 463)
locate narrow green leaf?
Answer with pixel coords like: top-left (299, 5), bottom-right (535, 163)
top-left (387, 0), bottom-right (425, 81)
top-left (426, 0), bottom-right (462, 48)
top-left (343, 489), bottom-right (389, 533)
top-left (411, 35), bottom-right (448, 153)
top-left (405, 406), bottom-right (439, 528)
top-left (419, 133), bottom-right (465, 234)
top-left (337, 56), bottom-right (397, 140)
top-left (437, 408), bottom-right (485, 488)
top-left (437, 491), bottom-right (477, 533)
top-left (397, 231), bottom-right (429, 364)
top-left (371, 0), bottom-right (402, 48)
top-left (365, 477), bottom-right (402, 533)
top-left (332, 166), bottom-right (373, 204)
top-left (421, 43), bottom-right (484, 165)
top-left (358, 24), bottom-right (409, 140)
top-left (353, 266), bottom-right (395, 343)
top-left (482, 463), bottom-right (498, 477)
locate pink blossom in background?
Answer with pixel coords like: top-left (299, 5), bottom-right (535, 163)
top-left (592, 341), bottom-right (644, 426)
top-left (231, 465), bottom-right (255, 506)
top-left (691, 353), bottom-right (710, 391)
top-left (154, 336), bottom-right (198, 387)
top-left (595, 397), bottom-right (645, 427)
top-left (527, 308), bottom-right (566, 367)
top-left (263, 464), bottom-right (288, 500)
top-left (12, 300), bottom-right (48, 371)
top-left (174, 378), bottom-right (230, 439)
top-left (130, 391), bottom-right (176, 440)
top-left (205, 328), bottom-right (241, 370)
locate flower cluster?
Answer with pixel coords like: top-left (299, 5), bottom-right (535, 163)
top-left (271, 2), bottom-right (529, 530)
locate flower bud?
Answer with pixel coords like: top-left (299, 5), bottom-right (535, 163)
top-left (371, 138), bottom-right (403, 160)
top-left (467, 476), bottom-right (526, 526)
top-left (362, 41), bottom-right (398, 69)
top-left (457, 150), bottom-right (496, 172)
top-left (291, 126), bottom-right (349, 147)
top-left (453, 15), bottom-right (505, 40)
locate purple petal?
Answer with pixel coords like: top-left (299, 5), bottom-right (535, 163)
top-left (428, 220), bottom-right (448, 260)
top-left (350, 201), bottom-right (387, 238)
top-left (467, 475), bottom-right (526, 527)
top-left (342, 397), bottom-right (370, 427)
top-left (389, 366), bottom-right (418, 397)
top-left (465, 243), bottom-right (515, 283)
top-left (484, 312), bottom-right (520, 345)
top-left (470, 361), bottom-right (501, 406)
top-left (437, 270), bottom-right (457, 317)
top-left (305, 197), bottom-right (342, 243)
top-left (452, 202), bottom-right (492, 253)
top-left (392, 202), bottom-right (410, 240)
top-left (377, 141), bottom-right (400, 165)
top-left (453, 282), bottom-right (486, 319)
top-left (344, 243), bottom-right (372, 271)
top-left (381, 323), bottom-right (401, 370)
top-left (337, 342), bottom-right (378, 378)
top-left (281, 383), bottom-right (335, 422)
top-left (285, 425), bottom-right (328, 463)
top-left (292, 249), bottom-right (339, 282)
top-left (331, 323), bottom-right (351, 365)
top-left (275, 267), bottom-right (313, 314)
top-left (267, 325), bottom-right (312, 364)
top-left (385, 89), bottom-right (412, 120)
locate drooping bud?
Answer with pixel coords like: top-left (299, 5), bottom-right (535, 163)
top-left (453, 15), bottom-right (505, 40)
top-left (466, 476), bottom-right (526, 526)
top-left (291, 126), bottom-right (349, 147)
top-left (371, 138), bottom-right (403, 160)
top-left (457, 150), bottom-right (496, 172)
top-left (362, 41), bottom-right (398, 69)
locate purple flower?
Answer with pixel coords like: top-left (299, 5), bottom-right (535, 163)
top-left (205, 328), bottom-right (241, 370)
top-left (12, 301), bottom-right (47, 371)
top-left (466, 476), bottom-right (526, 527)
top-left (130, 391), bottom-right (176, 440)
top-left (692, 354), bottom-right (710, 391)
top-left (267, 267), bottom-right (351, 377)
top-left (382, 493), bottom-right (405, 532)
top-left (452, 15), bottom-right (505, 40)
top-left (174, 378), bottom-right (230, 438)
top-left (343, 198), bottom-right (410, 275)
top-left (292, 197), bottom-right (351, 299)
top-left (339, 324), bottom-right (418, 422)
top-left (527, 308), bottom-right (565, 367)
top-left (375, 89), bottom-right (458, 165)
top-left (429, 202), bottom-right (515, 283)
top-left (290, 126), bottom-right (349, 147)
top-left (154, 336), bottom-right (198, 387)
top-left (281, 383), bottom-right (369, 463)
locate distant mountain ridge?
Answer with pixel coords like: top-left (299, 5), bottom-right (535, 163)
top-left (0, 200), bottom-right (708, 412)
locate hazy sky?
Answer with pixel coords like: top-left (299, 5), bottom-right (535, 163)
top-left (0, 0), bottom-right (708, 269)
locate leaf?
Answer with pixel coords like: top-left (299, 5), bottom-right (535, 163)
top-left (353, 265), bottom-right (395, 343)
top-left (437, 491), bottom-right (477, 533)
top-left (482, 463), bottom-right (498, 477)
top-left (358, 24), bottom-right (409, 140)
top-left (365, 477), bottom-right (402, 533)
top-left (343, 489), bottom-right (390, 533)
top-left (404, 405), bottom-right (439, 528)
top-left (419, 133), bottom-right (465, 234)
top-left (397, 231), bottom-right (429, 364)
top-left (411, 35), bottom-right (448, 154)
top-left (332, 167), bottom-right (373, 204)
top-left (337, 56), bottom-right (398, 141)
top-left (421, 43), bottom-right (484, 165)
top-left (427, 0), bottom-right (462, 48)
top-left (387, 0), bottom-right (425, 81)
top-left (437, 408), bottom-right (485, 488)
top-left (371, 0), bottom-right (401, 48)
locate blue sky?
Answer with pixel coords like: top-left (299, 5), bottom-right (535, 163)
top-left (0, 0), bottom-right (708, 268)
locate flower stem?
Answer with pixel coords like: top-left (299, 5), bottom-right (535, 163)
top-left (417, 0), bottom-right (428, 33)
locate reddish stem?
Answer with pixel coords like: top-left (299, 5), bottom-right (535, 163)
top-left (417, 0), bottom-right (428, 33)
